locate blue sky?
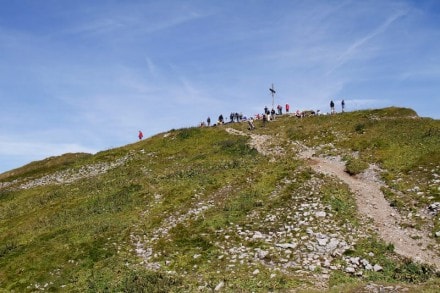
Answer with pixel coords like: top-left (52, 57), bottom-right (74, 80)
top-left (1, 0), bottom-right (439, 173)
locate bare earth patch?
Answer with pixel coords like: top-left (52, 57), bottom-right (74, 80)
top-left (226, 127), bottom-right (440, 271)
top-left (299, 147), bottom-right (440, 271)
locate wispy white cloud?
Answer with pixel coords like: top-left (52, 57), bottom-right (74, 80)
top-left (138, 12), bottom-right (206, 35)
top-left (64, 18), bottom-right (126, 36)
top-left (0, 0), bottom-right (439, 173)
top-left (60, 3), bottom-right (207, 40)
top-left (145, 57), bottom-right (158, 78)
top-left (327, 9), bottom-right (408, 75)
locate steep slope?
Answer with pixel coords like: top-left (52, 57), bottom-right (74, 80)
top-left (1, 107), bottom-right (439, 292)
top-left (298, 147), bottom-right (440, 269)
top-left (229, 126), bottom-right (440, 269)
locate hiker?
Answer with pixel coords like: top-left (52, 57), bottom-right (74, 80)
top-left (218, 114), bottom-right (224, 124)
top-left (264, 106), bottom-right (269, 116)
top-left (330, 100), bottom-right (335, 114)
top-left (277, 104), bottom-right (282, 115)
top-left (138, 130), bottom-right (143, 140)
top-left (207, 117), bottom-right (211, 126)
top-left (248, 117), bottom-right (256, 130)
top-left (271, 108), bottom-right (276, 120)
top-left (341, 100), bottom-right (345, 113)
top-left (262, 114), bottom-right (267, 126)
top-left (286, 103), bottom-right (290, 113)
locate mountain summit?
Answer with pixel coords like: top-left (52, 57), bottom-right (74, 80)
top-left (1, 107), bottom-right (439, 292)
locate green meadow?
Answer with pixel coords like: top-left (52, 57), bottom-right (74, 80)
top-left (1, 107), bottom-right (439, 292)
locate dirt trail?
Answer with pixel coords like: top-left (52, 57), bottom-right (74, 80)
top-left (226, 127), bottom-right (440, 270)
top-left (299, 148), bottom-right (440, 270)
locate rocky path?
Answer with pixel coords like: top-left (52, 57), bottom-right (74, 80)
top-left (299, 148), bottom-right (440, 270)
top-left (0, 154), bottom-right (132, 190)
top-left (227, 127), bottom-right (440, 271)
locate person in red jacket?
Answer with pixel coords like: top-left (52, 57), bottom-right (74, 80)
top-left (286, 103), bottom-right (290, 113)
top-left (138, 130), bottom-right (144, 140)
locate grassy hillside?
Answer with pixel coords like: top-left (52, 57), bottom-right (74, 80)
top-left (1, 107), bottom-right (439, 292)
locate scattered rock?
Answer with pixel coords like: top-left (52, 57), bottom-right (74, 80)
top-left (276, 243), bottom-right (297, 249)
top-left (256, 249), bottom-right (269, 259)
top-left (326, 238), bottom-right (340, 251)
top-left (428, 202), bottom-right (440, 216)
top-left (315, 211), bottom-right (326, 218)
top-left (349, 257), bottom-right (360, 266)
top-left (4, 154), bottom-right (132, 190)
top-left (317, 238), bottom-right (329, 246)
top-left (373, 264), bottom-right (383, 272)
top-left (361, 259), bottom-right (372, 270)
top-left (214, 281), bottom-right (224, 291)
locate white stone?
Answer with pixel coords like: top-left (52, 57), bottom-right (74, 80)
top-left (326, 238), bottom-right (340, 251)
top-left (257, 250), bottom-right (269, 259)
top-left (361, 259), bottom-right (370, 267)
top-left (214, 281), bottom-right (224, 291)
top-left (317, 238), bottom-right (329, 246)
top-left (276, 243), bottom-right (297, 249)
top-left (253, 269), bottom-right (260, 275)
top-left (345, 266), bottom-right (356, 273)
top-left (315, 211), bottom-right (326, 218)
top-left (373, 264), bottom-right (383, 272)
top-left (350, 257), bottom-right (360, 265)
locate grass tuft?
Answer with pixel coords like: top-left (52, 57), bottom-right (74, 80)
top-left (345, 157), bottom-right (369, 176)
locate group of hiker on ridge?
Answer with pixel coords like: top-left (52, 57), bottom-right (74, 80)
top-left (138, 100), bottom-right (346, 139)
top-left (202, 100), bottom-right (346, 130)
